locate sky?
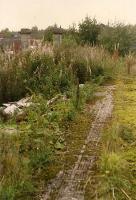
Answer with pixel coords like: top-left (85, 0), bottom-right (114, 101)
top-left (0, 0), bottom-right (136, 31)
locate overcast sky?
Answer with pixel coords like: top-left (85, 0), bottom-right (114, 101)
top-left (0, 0), bottom-right (136, 31)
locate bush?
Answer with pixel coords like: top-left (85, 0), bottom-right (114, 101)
top-left (98, 23), bottom-right (136, 56)
top-left (119, 125), bottom-right (135, 143)
top-left (78, 17), bottom-right (100, 45)
top-left (91, 63), bottom-right (104, 77)
top-left (0, 186), bottom-right (16, 200)
top-left (72, 60), bottom-right (91, 84)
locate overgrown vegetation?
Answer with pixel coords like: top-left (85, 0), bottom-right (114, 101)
top-left (0, 43), bottom-right (119, 104)
top-left (0, 40), bottom-right (121, 199)
top-left (97, 77), bottom-right (136, 199)
top-left (0, 85), bottom-right (94, 199)
top-left (43, 16), bottom-right (136, 56)
top-left (1, 16), bottom-right (136, 199)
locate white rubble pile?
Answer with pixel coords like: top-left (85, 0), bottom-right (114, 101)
top-left (1, 97), bottom-right (32, 117)
top-left (0, 95), bottom-right (67, 119)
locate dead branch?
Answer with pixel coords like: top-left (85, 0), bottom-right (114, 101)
top-left (120, 188), bottom-right (131, 200)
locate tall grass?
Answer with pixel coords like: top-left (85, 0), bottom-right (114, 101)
top-left (0, 44), bottom-right (121, 104)
top-left (0, 44), bottom-right (126, 199)
top-left (98, 123), bottom-right (136, 199)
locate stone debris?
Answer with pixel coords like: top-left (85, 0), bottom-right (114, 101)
top-left (0, 97), bottom-right (32, 118)
top-left (47, 94), bottom-right (67, 106)
top-left (0, 95), bottom-right (67, 120)
top-left (16, 97), bottom-right (32, 108)
top-left (4, 104), bottom-right (20, 116)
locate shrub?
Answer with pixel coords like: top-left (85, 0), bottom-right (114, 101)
top-left (78, 17), bottom-right (100, 45)
top-left (72, 60), bottom-right (91, 84)
top-left (119, 125), bottom-right (135, 143)
top-left (0, 186), bottom-right (15, 200)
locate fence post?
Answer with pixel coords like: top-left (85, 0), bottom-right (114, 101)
top-left (76, 78), bottom-right (80, 109)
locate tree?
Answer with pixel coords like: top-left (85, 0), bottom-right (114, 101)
top-left (31, 26), bottom-right (38, 32)
top-left (1, 28), bottom-right (12, 38)
top-left (99, 23), bottom-right (136, 55)
top-left (43, 25), bottom-right (58, 42)
top-left (78, 17), bottom-right (100, 45)
top-left (64, 24), bottom-right (79, 44)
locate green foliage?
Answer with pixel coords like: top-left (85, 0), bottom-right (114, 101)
top-left (0, 133), bottom-right (35, 199)
top-left (0, 55), bottom-right (26, 103)
top-left (99, 124), bottom-right (134, 199)
top-left (64, 25), bottom-right (80, 45)
top-left (0, 93), bottom-right (78, 199)
top-left (62, 34), bottom-right (78, 47)
top-left (30, 147), bottom-right (52, 169)
top-left (0, 42), bottom-right (123, 104)
top-left (0, 28), bottom-right (13, 38)
top-left (2, 18), bottom-right (136, 56)
top-left (102, 124), bottom-right (122, 152)
top-left (79, 17), bottom-right (100, 45)
top-left (0, 42), bottom-right (125, 199)
top-left (91, 62), bottom-right (104, 79)
top-left (0, 51), bottom-right (74, 103)
top-left (71, 83), bottom-right (96, 110)
top-left (119, 125), bottom-right (135, 143)
top-left (99, 152), bottom-right (131, 200)
top-left (43, 26), bottom-right (54, 42)
top-left (98, 78), bottom-right (136, 199)
top-left (80, 83), bottom-right (96, 104)
top-left (100, 152), bottom-right (129, 186)
top-left (72, 59), bottom-right (91, 84)
top-left (0, 186), bottom-right (16, 200)
top-left (99, 23), bottom-right (136, 55)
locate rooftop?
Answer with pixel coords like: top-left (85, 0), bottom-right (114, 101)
top-left (52, 26), bottom-right (64, 34)
top-left (19, 29), bottom-right (31, 34)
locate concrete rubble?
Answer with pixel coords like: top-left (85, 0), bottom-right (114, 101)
top-left (0, 95), bottom-right (67, 119)
top-left (0, 97), bottom-right (32, 118)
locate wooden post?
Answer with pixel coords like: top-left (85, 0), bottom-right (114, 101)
top-left (126, 55), bottom-right (134, 75)
top-left (127, 63), bottom-right (131, 75)
top-left (76, 78), bottom-right (80, 109)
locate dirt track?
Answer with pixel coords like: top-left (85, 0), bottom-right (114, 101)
top-left (42, 85), bottom-right (115, 200)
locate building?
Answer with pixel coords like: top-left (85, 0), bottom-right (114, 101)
top-left (19, 29), bottom-right (32, 49)
top-left (0, 33), bottom-right (21, 54)
top-left (0, 28), bottom-right (43, 55)
top-left (52, 26), bottom-right (64, 47)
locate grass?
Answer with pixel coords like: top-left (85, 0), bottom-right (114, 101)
top-left (48, 111), bottom-right (93, 199)
top-left (0, 80), bottom-right (97, 199)
top-left (95, 76), bottom-right (136, 200)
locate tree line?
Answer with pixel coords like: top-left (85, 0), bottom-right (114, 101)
top-left (1, 17), bottom-right (136, 56)
top-left (44, 17), bottom-right (136, 56)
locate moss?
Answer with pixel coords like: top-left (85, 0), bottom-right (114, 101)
top-left (114, 77), bottom-right (136, 128)
top-left (48, 112), bottom-right (92, 199)
top-left (96, 76), bottom-right (136, 199)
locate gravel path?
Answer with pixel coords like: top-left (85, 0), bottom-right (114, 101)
top-left (41, 85), bottom-right (115, 200)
